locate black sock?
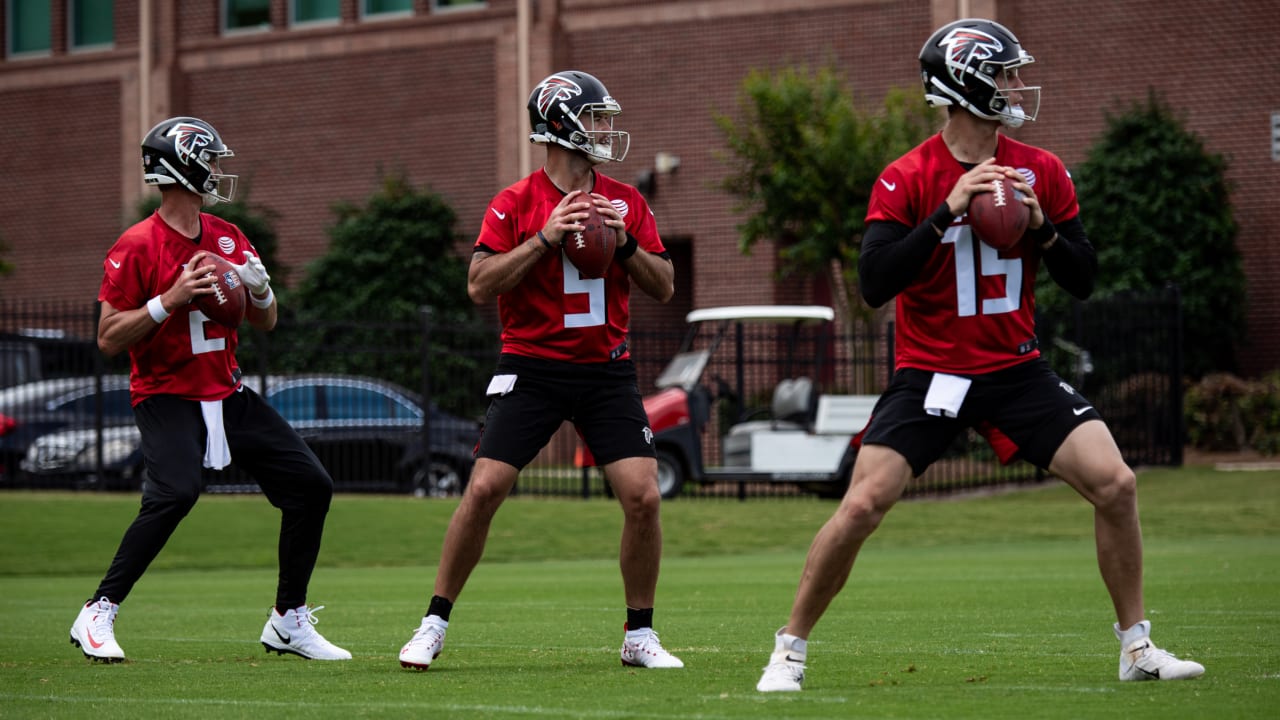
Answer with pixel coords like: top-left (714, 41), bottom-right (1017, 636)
top-left (627, 607), bottom-right (654, 631)
top-left (427, 595), bottom-right (453, 622)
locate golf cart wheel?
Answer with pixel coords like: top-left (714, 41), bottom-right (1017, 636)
top-left (656, 449), bottom-right (684, 499)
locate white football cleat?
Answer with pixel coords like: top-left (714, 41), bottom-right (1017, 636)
top-left (260, 605), bottom-right (351, 660)
top-left (400, 615), bottom-right (448, 670)
top-left (1115, 620), bottom-right (1204, 681)
top-left (756, 626), bottom-right (806, 692)
top-left (70, 597), bottom-right (125, 663)
top-left (620, 624), bottom-right (683, 668)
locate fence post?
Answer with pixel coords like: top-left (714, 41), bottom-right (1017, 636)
top-left (92, 302), bottom-right (105, 491)
top-left (1168, 284), bottom-right (1185, 466)
top-left (420, 306), bottom-right (434, 491)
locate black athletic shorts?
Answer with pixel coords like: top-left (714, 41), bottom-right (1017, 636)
top-left (861, 358), bottom-right (1103, 476)
top-left (476, 353), bottom-right (655, 469)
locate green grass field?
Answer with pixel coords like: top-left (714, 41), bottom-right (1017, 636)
top-left (2, 466), bottom-right (1277, 719)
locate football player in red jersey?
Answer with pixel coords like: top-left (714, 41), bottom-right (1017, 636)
top-left (756, 20), bottom-right (1204, 691)
top-left (69, 117), bottom-right (350, 663)
top-left (399, 71), bottom-right (682, 671)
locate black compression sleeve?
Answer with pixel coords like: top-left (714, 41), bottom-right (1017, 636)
top-left (1041, 216), bottom-right (1097, 299)
top-left (857, 204), bottom-right (953, 308)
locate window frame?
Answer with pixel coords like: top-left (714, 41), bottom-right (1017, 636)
top-left (222, 0), bottom-right (273, 36)
top-left (69, 0), bottom-right (115, 53)
top-left (360, 0), bottom-right (414, 22)
top-left (6, 0), bottom-right (53, 59)
top-left (289, 0), bottom-right (341, 28)
top-left (431, 0), bottom-right (486, 13)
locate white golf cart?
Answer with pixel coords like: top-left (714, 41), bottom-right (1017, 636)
top-left (637, 305), bottom-right (878, 499)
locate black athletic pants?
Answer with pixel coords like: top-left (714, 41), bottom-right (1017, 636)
top-left (93, 386), bottom-right (334, 610)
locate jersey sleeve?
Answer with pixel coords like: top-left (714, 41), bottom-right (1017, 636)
top-left (624, 190), bottom-right (665, 254)
top-left (98, 235), bottom-right (149, 311)
top-left (865, 164), bottom-right (915, 226)
top-left (474, 191), bottom-right (520, 254)
top-left (1041, 152), bottom-right (1080, 224)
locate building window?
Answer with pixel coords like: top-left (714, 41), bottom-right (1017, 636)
top-left (292, 0), bottom-right (340, 25)
top-left (224, 0), bottom-right (271, 32)
top-left (363, 0), bottom-right (412, 17)
top-left (433, 0), bottom-right (485, 11)
top-left (7, 0), bottom-right (52, 56)
top-left (71, 0), bottom-right (114, 49)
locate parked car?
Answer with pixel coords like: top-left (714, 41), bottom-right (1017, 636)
top-left (0, 375), bottom-right (133, 486)
top-left (19, 374), bottom-right (480, 496)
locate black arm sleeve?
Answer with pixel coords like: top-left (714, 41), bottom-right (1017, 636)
top-left (1041, 216), bottom-right (1096, 300)
top-left (858, 211), bottom-right (948, 308)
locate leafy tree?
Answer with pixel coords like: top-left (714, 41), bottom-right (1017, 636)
top-left (1037, 93), bottom-right (1245, 378)
top-left (716, 65), bottom-right (935, 316)
top-left (278, 172), bottom-right (480, 409)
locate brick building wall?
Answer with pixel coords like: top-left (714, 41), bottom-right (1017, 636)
top-left (1, 0), bottom-right (1276, 376)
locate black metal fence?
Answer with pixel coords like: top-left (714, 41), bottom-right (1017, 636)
top-left (0, 290), bottom-right (1183, 499)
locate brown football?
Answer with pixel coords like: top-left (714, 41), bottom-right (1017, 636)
top-left (562, 203), bottom-right (616, 279)
top-left (968, 176), bottom-right (1030, 251)
top-left (194, 254), bottom-right (247, 328)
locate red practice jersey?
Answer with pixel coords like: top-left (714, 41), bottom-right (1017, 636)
top-left (866, 133), bottom-right (1079, 374)
top-left (99, 212), bottom-right (256, 404)
top-left (475, 169), bottom-right (665, 363)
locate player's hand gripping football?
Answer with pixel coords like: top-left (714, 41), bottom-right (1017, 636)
top-left (945, 158), bottom-right (1010, 216)
top-left (539, 190), bottom-right (595, 246)
top-left (231, 250), bottom-right (271, 296)
top-left (174, 251), bottom-right (220, 304)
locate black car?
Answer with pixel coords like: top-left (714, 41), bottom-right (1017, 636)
top-left (0, 376), bottom-right (133, 485)
top-left (19, 374), bottom-right (480, 496)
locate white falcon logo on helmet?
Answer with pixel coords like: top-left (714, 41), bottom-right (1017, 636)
top-left (167, 122), bottom-right (215, 166)
top-left (535, 75), bottom-right (582, 120)
top-left (939, 28), bottom-right (1004, 84)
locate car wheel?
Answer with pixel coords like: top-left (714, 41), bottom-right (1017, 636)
top-left (411, 458), bottom-right (468, 498)
top-left (656, 449), bottom-right (684, 499)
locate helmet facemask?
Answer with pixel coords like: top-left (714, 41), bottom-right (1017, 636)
top-left (565, 105), bottom-right (630, 164)
top-left (984, 63), bottom-right (1040, 128)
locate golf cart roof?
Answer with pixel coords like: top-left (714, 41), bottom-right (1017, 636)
top-left (685, 305), bottom-right (835, 325)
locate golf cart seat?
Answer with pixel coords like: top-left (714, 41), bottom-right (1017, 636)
top-left (722, 377), bottom-right (815, 467)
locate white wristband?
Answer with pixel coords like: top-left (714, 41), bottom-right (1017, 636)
top-left (146, 295), bottom-right (170, 323)
top-left (250, 287), bottom-right (274, 309)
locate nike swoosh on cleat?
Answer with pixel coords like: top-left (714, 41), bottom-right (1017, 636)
top-left (1136, 666), bottom-right (1159, 679)
top-left (1073, 405), bottom-right (1094, 416)
top-left (86, 628), bottom-right (105, 649)
top-left (784, 655), bottom-right (804, 663)
top-left (272, 626), bottom-right (292, 644)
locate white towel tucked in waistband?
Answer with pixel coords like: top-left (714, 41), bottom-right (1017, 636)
top-left (924, 373), bottom-right (972, 418)
top-left (201, 400), bottom-right (231, 470)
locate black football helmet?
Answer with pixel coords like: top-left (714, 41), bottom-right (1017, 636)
top-left (919, 18), bottom-right (1040, 128)
top-left (141, 116), bottom-right (237, 204)
top-left (528, 71), bottom-right (629, 164)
